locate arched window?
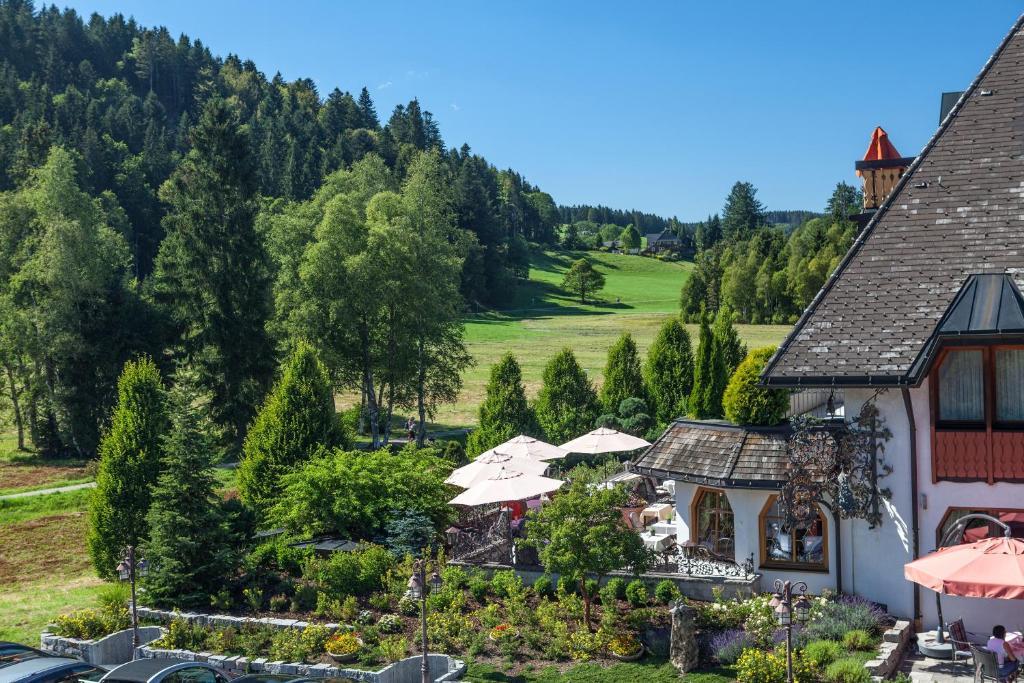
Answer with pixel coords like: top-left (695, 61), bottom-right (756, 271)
top-left (938, 507), bottom-right (1024, 545)
top-left (691, 487), bottom-right (735, 560)
top-left (759, 495), bottom-right (827, 571)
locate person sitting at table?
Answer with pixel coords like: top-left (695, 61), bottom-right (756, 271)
top-left (988, 625), bottom-right (1019, 679)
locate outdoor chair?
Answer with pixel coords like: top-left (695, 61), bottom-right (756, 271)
top-left (948, 618), bottom-right (976, 663)
top-left (971, 645), bottom-right (1018, 683)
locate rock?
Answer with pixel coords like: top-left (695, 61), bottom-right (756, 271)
top-left (250, 658), bottom-right (267, 672)
top-left (670, 602), bottom-right (700, 673)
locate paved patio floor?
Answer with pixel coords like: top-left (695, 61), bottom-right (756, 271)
top-left (900, 649), bottom-right (974, 682)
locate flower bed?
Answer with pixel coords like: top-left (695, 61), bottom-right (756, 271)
top-left (689, 590), bottom-right (896, 683)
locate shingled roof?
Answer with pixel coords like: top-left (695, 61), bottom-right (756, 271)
top-left (629, 420), bottom-right (792, 489)
top-left (763, 14), bottom-right (1024, 387)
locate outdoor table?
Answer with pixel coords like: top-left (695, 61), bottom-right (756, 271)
top-left (1007, 632), bottom-right (1024, 657)
top-left (642, 532), bottom-right (673, 552)
top-left (641, 503), bottom-right (673, 526)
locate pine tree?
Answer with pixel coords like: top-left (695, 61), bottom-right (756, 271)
top-left (357, 87), bottom-right (379, 129)
top-left (689, 314), bottom-right (720, 419)
top-left (153, 98), bottom-right (275, 452)
top-left (534, 348), bottom-right (599, 444)
top-left (600, 333), bottom-right (646, 414)
top-left (713, 304), bottom-right (747, 375)
top-left (721, 181), bottom-right (765, 242)
top-left (643, 318), bottom-right (694, 424)
top-left (143, 371), bottom-right (234, 608)
top-left (87, 357), bottom-right (168, 579)
top-left (466, 353), bottom-right (537, 456)
top-left (238, 342), bottom-right (349, 522)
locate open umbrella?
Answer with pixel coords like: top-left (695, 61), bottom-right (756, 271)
top-left (482, 434), bottom-right (569, 461)
top-left (904, 536), bottom-right (1024, 600)
top-left (905, 516), bottom-right (1021, 650)
top-left (445, 450), bottom-right (549, 488)
top-left (448, 466), bottom-right (564, 506)
top-left (559, 427), bottom-right (651, 455)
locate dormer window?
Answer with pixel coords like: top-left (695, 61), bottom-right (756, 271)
top-left (938, 349), bottom-right (984, 426)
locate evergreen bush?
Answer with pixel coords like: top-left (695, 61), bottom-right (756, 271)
top-left (722, 347), bottom-right (788, 425)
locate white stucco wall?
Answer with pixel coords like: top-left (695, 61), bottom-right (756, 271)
top-left (907, 378), bottom-right (1024, 631)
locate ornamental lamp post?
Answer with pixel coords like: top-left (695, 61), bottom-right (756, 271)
top-left (116, 546), bottom-right (147, 654)
top-left (407, 557), bottom-right (444, 683)
top-left (772, 579), bottom-right (809, 683)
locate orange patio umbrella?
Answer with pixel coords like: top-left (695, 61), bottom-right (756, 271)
top-left (904, 536), bottom-right (1024, 600)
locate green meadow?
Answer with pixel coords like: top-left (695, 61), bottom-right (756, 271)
top-left (430, 250), bottom-right (790, 427)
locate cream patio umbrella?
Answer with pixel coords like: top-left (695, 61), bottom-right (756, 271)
top-left (482, 434), bottom-right (569, 462)
top-left (559, 427), bottom-right (651, 455)
top-left (445, 450), bottom-right (550, 488)
top-left (448, 466), bottom-right (564, 507)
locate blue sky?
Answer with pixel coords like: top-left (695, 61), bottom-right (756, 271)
top-left (60, 1), bottom-right (1024, 219)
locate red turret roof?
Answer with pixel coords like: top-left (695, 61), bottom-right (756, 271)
top-left (856, 126), bottom-right (903, 177)
top-left (862, 126), bottom-right (902, 161)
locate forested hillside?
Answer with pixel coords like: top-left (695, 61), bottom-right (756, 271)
top-left (0, 0), bottom-right (562, 301)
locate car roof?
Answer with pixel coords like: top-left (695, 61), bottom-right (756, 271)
top-left (100, 660), bottom-right (203, 683)
top-left (0, 657), bottom-right (83, 683)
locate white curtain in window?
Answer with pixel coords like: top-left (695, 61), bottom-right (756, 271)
top-left (997, 349), bottom-right (1024, 422)
top-left (939, 350), bottom-right (984, 421)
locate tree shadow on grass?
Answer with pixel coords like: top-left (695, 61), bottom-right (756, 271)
top-left (466, 280), bottom-right (634, 325)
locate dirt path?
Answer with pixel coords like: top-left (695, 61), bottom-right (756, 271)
top-left (0, 481), bottom-right (96, 500)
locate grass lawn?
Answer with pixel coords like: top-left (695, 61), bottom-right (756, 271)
top-left (0, 431), bottom-right (93, 496)
top-left (463, 658), bottom-right (734, 682)
top-left (426, 249), bottom-right (790, 427)
top-left (0, 487), bottom-right (105, 644)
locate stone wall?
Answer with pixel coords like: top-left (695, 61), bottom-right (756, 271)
top-left (449, 561), bottom-right (760, 602)
top-left (136, 644), bottom-right (465, 683)
top-left (41, 627), bottom-right (163, 667)
top-left (864, 620), bottom-right (912, 680)
top-left (135, 607), bottom-right (344, 633)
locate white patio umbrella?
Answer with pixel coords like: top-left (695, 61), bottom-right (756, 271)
top-left (482, 434), bottom-right (569, 462)
top-left (445, 450), bottom-right (550, 488)
top-left (559, 427), bottom-right (651, 455)
top-left (448, 466), bottom-right (564, 506)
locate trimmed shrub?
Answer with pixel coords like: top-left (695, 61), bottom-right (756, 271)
top-left (825, 656), bottom-right (872, 683)
top-left (625, 580), bottom-right (648, 607)
top-left (490, 569), bottom-right (523, 599)
top-left (843, 629), bottom-right (876, 651)
top-left (468, 575), bottom-right (489, 602)
top-left (441, 565), bottom-right (469, 590)
top-left (604, 577), bottom-right (627, 600)
top-left (533, 575), bottom-right (554, 598)
top-left (655, 579), bottom-right (681, 605)
top-left (722, 347), bottom-right (788, 426)
top-left (803, 639), bottom-right (844, 670)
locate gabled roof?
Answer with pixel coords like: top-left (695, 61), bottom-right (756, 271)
top-left (646, 231), bottom-right (679, 243)
top-left (628, 419), bottom-right (792, 489)
top-left (763, 14), bottom-right (1024, 387)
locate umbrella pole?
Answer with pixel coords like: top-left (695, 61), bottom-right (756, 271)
top-left (935, 592), bottom-right (945, 644)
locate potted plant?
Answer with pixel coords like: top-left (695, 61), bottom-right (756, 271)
top-left (489, 623), bottom-right (517, 642)
top-left (608, 632), bottom-right (644, 661)
top-left (325, 632), bottom-right (361, 663)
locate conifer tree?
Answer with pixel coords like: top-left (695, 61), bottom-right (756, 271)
top-left (534, 348), bottom-right (599, 444)
top-left (721, 181), bottom-right (765, 242)
top-left (723, 347), bottom-right (789, 426)
top-left (466, 353), bottom-right (537, 456)
top-left (713, 304), bottom-right (747, 376)
top-left (153, 98), bottom-right (275, 452)
top-left (689, 314), bottom-right (721, 419)
top-left (87, 357), bottom-right (168, 579)
top-left (600, 333), bottom-right (646, 414)
top-left (644, 318), bottom-right (694, 424)
top-left (238, 342), bottom-right (349, 522)
top-left (144, 371), bottom-right (234, 608)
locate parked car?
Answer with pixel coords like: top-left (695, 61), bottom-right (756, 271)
top-left (99, 660), bottom-right (231, 683)
top-left (0, 643), bottom-right (53, 669)
top-left (232, 675), bottom-right (357, 683)
top-left (0, 656), bottom-right (105, 683)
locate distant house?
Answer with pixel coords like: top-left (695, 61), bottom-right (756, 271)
top-left (601, 239), bottom-right (640, 255)
top-left (644, 231), bottom-right (681, 253)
